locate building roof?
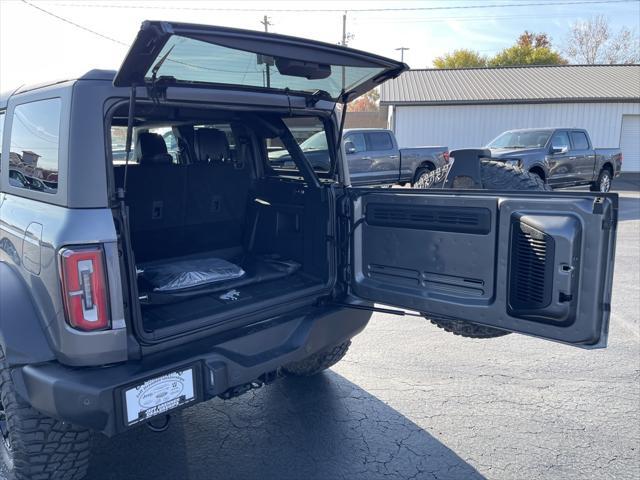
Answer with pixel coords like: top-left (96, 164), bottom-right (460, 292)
top-left (380, 64), bottom-right (640, 106)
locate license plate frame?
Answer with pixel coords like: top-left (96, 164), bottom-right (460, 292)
top-left (123, 367), bottom-right (196, 426)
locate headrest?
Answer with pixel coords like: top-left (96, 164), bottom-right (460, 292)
top-left (194, 128), bottom-right (230, 164)
top-left (136, 132), bottom-right (173, 165)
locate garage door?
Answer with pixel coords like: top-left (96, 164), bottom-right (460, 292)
top-left (620, 115), bottom-right (640, 172)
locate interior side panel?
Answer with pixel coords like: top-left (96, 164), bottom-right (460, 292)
top-left (350, 190), bottom-right (617, 347)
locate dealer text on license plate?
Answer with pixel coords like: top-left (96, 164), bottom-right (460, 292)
top-left (124, 368), bottom-right (195, 426)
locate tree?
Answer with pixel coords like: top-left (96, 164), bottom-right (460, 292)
top-left (489, 31), bottom-right (567, 66)
top-left (564, 15), bottom-right (640, 64)
top-left (348, 88), bottom-right (380, 112)
top-left (433, 49), bottom-right (488, 68)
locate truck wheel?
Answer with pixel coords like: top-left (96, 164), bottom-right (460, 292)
top-left (424, 160), bottom-right (550, 339)
top-left (0, 348), bottom-right (91, 480)
top-left (412, 165), bottom-right (435, 187)
top-left (283, 341), bottom-right (351, 377)
top-left (590, 168), bottom-right (612, 192)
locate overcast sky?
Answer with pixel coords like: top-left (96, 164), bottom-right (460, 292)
top-left (1, 0), bottom-right (638, 92)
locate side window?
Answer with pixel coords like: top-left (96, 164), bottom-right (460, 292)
top-left (344, 133), bottom-right (366, 153)
top-left (550, 131), bottom-right (570, 151)
top-left (9, 98), bottom-right (61, 193)
top-left (111, 126), bottom-right (133, 164)
top-left (267, 116), bottom-right (331, 174)
top-left (366, 132), bottom-right (393, 151)
top-left (0, 111), bottom-right (5, 169)
top-left (570, 131), bottom-right (589, 150)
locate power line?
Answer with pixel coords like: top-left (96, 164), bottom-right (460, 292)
top-left (46, 0), bottom-right (637, 13)
top-left (20, 0), bottom-right (128, 46)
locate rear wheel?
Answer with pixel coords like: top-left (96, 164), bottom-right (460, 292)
top-left (590, 168), bottom-right (612, 192)
top-left (0, 348), bottom-right (91, 480)
top-left (283, 341), bottom-right (351, 376)
top-left (419, 160), bottom-right (551, 339)
top-left (411, 165), bottom-right (436, 188)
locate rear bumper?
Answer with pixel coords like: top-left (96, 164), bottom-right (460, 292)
top-left (12, 304), bottom-right (371, 437)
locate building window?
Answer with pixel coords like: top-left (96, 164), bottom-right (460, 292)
top-left (9, 98), bottom-right (61, 193)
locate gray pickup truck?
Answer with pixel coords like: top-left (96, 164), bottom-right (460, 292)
top-left (0, 21), bottom-right (618, 480)
top-left (487, 128), bottom-right (622, 192)
top-left (269, 128), bottom-right (448, 186)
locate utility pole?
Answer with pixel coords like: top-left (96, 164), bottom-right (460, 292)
top-left (260, 15), bottom-right (273, 87)
top-left (342, 11), bottom-right (347, 46)
top-left (395, 47), bottom-right (410, 62)
top-left (260, 15), bottom-right (272, 32)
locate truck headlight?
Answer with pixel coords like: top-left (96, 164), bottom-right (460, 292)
top-left (504, 159), bottom-right (521, 168)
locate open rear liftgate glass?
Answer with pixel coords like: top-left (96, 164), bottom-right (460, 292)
top-left (347, 189), bottom-right (617, 348)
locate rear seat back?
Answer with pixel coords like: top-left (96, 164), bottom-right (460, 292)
top-left (114, 129), bottom-right (253, 261)
top-left (115, 132), bottom-right (186, 261)
top-left (185, 128), bottom-right (251, 252)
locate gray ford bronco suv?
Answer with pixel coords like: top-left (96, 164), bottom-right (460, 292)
top-left (0, 22), bottom-right (617, 480)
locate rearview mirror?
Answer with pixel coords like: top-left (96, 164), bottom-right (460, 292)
top-left (344, 141), bottom-right (356, 154)
top-left (551, 146), bottom-right (568, 155)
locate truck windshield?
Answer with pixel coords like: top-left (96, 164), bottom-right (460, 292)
top-left (488, 130), bottom-right (552, 149)
top-left (299, 132), bottom-right (328, 152)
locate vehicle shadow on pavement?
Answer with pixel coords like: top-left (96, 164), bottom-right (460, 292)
top-left (89, 371), bottom-right (485, 480)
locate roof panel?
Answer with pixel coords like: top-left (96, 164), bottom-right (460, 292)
top-left (380, 65), bottom-right (640, 105)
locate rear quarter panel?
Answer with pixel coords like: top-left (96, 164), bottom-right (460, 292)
top-left (594, 149), bottom-right (623, 177)
top-left (0, 195), bottom-right (128, 365)
top-left (398, 147), bottom-right (448, 181)
top-left (0, 80), bottom-right (128, 366)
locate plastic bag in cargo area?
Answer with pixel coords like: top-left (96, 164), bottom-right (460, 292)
top-left (142, 258), bottom-right (245, 292)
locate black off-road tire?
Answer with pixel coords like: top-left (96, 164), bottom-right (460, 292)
top-left (0, 348), bottom-right (91, 480)
top-left (590, 167), bottom-right (612, 192)
top-left (419, 160), bottom-right (550, 339)
top-left (411, 165), bottom-right (435, 187)
top-left (427, 316), bottom-right (511, 339)
top-left (283, 341), bottom-right (351, 377)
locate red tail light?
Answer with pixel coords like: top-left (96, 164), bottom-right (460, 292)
top-left (443, 151), bottom-right (450, 163)
top-left (60, 246), bottom-right (110, 331)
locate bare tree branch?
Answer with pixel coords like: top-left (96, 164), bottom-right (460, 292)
top-left (564, 15), bottom-right (640, 64)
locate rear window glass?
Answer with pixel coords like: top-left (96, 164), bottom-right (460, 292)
top-left (149, 35), bottom-right (386, 99)
top-left (267, 117), bottom-right (330, 174)
top-left (366, 132), bottom-right (393, 151)
top-left (9, 98), bottom-right (61, 193)
top-left (571, 131), bottom-right (590, 150)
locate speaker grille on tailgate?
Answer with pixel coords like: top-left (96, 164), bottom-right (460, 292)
top-left (366, 204), bottom-right (491, 234)
top-left (509, 220), bottom-right (555, 311)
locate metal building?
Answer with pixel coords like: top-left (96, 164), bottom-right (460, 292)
top-left (380, 65), bottom-right (640, 172)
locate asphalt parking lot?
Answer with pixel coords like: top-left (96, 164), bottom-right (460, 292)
top-left (4, 179), bottom-right (639, 480)
top-left (82, 177), bottom-right (639, 480)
